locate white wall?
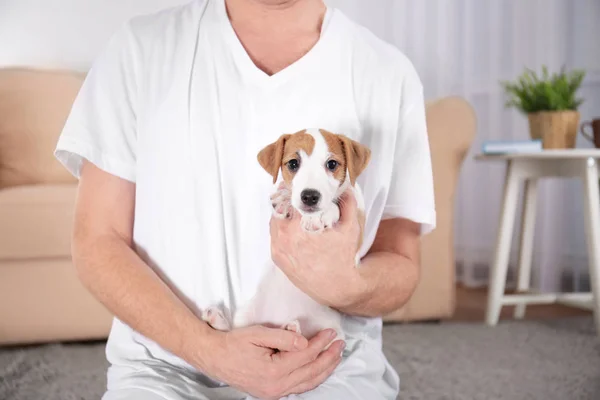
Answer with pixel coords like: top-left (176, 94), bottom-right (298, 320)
top-left (0, 0), bottom-right (190, 71)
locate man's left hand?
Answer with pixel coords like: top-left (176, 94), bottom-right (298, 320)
top-left (269, 190), bottom-right (365, 309)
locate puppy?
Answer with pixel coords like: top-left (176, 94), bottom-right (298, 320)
top-left (201, 128), bottom-right (371, 343)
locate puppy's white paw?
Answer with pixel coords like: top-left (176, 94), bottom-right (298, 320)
top-left (270, 185), bottom-right (292, 219)
top-left (301, 214), bottom-right (325, 233)
top-left (283, 320), bottom-right (302, 334)
top-left (201, 306), bottom-right (231, 331)
top-left (300, 205), bottom-right (340, 233)
top-left (320, 205), bottom-right (340, 229)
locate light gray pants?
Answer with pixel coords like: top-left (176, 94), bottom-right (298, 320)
top-left (102, 339), bottom-right (399, 400)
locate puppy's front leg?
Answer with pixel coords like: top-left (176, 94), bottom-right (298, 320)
top-left (270, 184), bottom-right (293, 219)
top-left (282, 320), bottom-right (302, 334)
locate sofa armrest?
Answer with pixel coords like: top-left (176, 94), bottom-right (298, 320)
top-left (384, 96), bottom-right (476, 322)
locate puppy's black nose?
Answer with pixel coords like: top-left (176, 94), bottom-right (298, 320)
top-left (301, 189), bottom-right (321, 207)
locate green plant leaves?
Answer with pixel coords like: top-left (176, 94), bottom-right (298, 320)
top-left (500, 65), bottom-right (586, 113)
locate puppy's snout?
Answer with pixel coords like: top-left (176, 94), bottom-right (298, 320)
top-left (300, 189), bottom-right (321, 207)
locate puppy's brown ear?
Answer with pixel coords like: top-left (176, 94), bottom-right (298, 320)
top-left (257, 134), bottom-right (290, 183)
top-left (340, 135), bottom-right (371, 185)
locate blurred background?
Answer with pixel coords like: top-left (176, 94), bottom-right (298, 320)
top-left (1, 0), bottom-right (599, 294)
top-left (0, 0), bottom-right (599, 398)
top-left (327, 0), bottom-right (600, 293)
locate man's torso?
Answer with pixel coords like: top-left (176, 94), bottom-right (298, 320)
top-left (106, 0), bottom-right (411, 379)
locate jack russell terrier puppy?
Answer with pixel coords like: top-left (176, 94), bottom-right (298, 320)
top-left (201, 128), bottom-right (371, 344)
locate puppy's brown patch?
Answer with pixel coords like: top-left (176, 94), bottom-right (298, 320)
top-left (319, 129), bottom-right (371, 186)
top-left (281, 130), bottom-right (315, 158)
top-left (320, 129), bottom-right (347, 184)
top-left (258, 128), bottom-right (371, 188)
top-left (257, 129), bottom-right (315, 184)
top-left (257, 134), bottom-right (290, 183)
top-left (280, 130), bottom-right (315, 184)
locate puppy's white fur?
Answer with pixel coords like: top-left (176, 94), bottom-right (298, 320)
top-left (202, 128), bottom-right (365, 343)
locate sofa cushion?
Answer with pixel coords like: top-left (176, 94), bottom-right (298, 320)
top-left (0, 68), bottom-right (83, 189)
top-left (0, 258), bottom-right (113, 345)
top-left (0, 185), bottom-right (76, 260)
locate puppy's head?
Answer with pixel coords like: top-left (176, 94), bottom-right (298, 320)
top-left (257, 128), bottom-right (371, 215)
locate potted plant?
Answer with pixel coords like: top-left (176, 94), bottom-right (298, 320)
top-left (501, 66), bottom-right (586, 149)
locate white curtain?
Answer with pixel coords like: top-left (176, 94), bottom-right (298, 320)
top-left (327, 0), bottom-right (600, 292)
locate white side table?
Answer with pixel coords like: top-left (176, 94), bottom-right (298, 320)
top-left (475, 149), bottom-right (600, 335)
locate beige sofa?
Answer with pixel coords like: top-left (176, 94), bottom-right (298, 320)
top-left (0, 68), bottom-right (476, 345)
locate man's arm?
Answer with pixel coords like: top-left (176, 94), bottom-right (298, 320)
top-left (336, 217), bottom-right (421, 317)
top-left (270, 193), bottom-right (423, 319)
top-left (73, 160), bottom-right (214, 366)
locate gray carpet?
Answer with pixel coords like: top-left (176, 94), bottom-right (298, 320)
top-left (1, 317), bottom-right (599, 400)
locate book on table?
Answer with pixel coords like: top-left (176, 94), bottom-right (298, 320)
top-left (481, 139), bottom-right (542, 154)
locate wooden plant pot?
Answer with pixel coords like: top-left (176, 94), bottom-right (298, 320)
top-left (527, 110), bottom-right (580, 149)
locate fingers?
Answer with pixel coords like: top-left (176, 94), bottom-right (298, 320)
top-left (284, 353), bottom-right (342, 396)
top-left (274, 328), bottom-right (338, 368)
top-left (290, 207), bottom-right (302, 222)
top-left (337, 189), bottom-right (358, 228)
top-left (252, 326), bottom-right (308, 352)
top-left (283, 339), bottom-right (345, 393)
top-left (269, 209), bottom-right (298, 240)
top-left (269, 216), bottom-right (280, 237)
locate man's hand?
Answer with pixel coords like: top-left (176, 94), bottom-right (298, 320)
top-left (269, 189), bottom-right (365, 309)
top-left (197, 326), bottom-right (345, 399)
top-left (270, 183), bottom-right (423, 318)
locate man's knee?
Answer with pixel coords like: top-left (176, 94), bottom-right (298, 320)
top-left (103, 388), bottom-right (170, 400)
top-left (283, 376), bottom-right (392, 400)
top-left (105, 365), bottom-right (244, 400)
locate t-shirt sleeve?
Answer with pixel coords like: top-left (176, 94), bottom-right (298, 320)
top-left (54, 22), bottom-right (140, 182)
top-left (382, 67), bottom-right (436, 235)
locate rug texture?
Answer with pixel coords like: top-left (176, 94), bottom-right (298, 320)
top-left (1, 317), bottom-right (598, 400)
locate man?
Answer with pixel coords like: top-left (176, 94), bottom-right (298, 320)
top-left (54, 0), bottom-right (435, 398)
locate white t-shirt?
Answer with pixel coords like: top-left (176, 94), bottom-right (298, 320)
top-left (55, 0), bottom-right (435, 384)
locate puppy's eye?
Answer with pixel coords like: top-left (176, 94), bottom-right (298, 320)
top-left (287, 159), bottom-right (300, 172)
top-left (326, 160), bottom-right (338, 171)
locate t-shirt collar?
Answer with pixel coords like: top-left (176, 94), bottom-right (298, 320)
top-left (213, 0), bottom-right (338, 88)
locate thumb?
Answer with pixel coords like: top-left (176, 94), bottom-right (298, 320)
top-left (337, 189), bottom-right (358, 227)
top-left (291, 207), bottom-right (302, 222)
top-left (252, 326), bottom-right (308, 352)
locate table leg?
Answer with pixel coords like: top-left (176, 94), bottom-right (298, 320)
top-left (486, 161), bottom-right (521, 326)
top-left (582, 158), bottom-right (600, 335)
top-left (514, 179), bottom-right (538, 319)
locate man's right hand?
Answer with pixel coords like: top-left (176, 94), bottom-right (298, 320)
top-left (195, 326), bottom-right (345, 399)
